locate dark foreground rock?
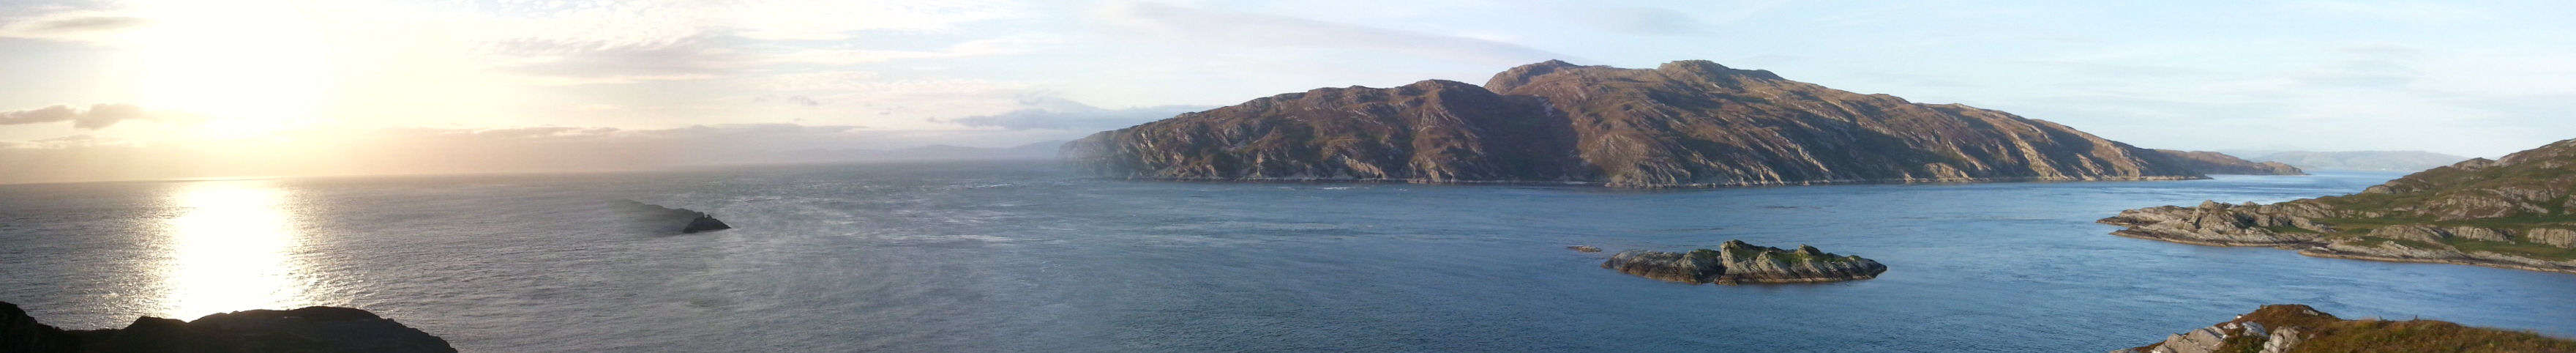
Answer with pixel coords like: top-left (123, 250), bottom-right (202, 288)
top-left (1600, 240), bottom-right (1886, 284)
top-left (2116, 304), bottom-right (2576, 353)
top-left (1, 301), bottom-right (454, 352)
top-left (2100, 138), bottom-right (2576, 274)
top-left (615, 200), bottom-right (731, 234)
top-left (1067, 59), bottom-right (2213, 188)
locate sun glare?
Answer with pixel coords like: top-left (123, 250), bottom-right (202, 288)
top-left (126, 1), bottom-right (334, 138)
top-left (154, 180), bottom-right (315, 319)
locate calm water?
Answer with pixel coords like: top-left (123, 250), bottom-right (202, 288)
top-left (4, 162), bottom-right (2572, 352)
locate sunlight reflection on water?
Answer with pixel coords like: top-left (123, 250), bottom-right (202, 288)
top-left (154, 180), bottom-right (313, 319)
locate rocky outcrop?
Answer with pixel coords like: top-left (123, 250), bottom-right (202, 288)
top-left (0, 301), bottom-right (455, 352)
top-left (1567, 245), bottom-right (1602, 253)
top-left (2116, 305), bottom-right (2576, 352)
top-left (1067, 59), bottom-right (2212, 188)
top-left (1600, 240), bottom-right (1887, 284)
top-left (615, 200), bottom-right (731, 234)
top-left (2144, 149), bottom-right (2305, 175)
top-left (2100, 138), bottom-right (2576, 274)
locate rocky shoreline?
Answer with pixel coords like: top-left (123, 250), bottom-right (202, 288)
top-left (2, 301), bottom-right (454, 352)
top-left (1600, 240), bottom-right (1887, 284)
top-left (2100, 201), bottom-right (2576, 275)
top-left (2100, 138), bottom-right (2576, 275)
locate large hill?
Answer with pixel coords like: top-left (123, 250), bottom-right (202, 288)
top-left (1064, 60), bottom-right (2270, 187)
top-left (2102, 138), bottom-right (2576, 273)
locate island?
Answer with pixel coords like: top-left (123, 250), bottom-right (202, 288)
top-left (2100, 138), bottom-right (2576, 274)
top-left (615, 200), bottom-right (733, 234)
top-left (2116, 305), bottom-right (2576, 353)
top-left (1065, 59), bottom-right (2289, 188)
top-left (2, 301), bottom-right (455, 352)
top-left (1600, 240), bottom-right (1887, 284)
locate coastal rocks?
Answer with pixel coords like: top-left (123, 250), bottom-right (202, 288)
top-left (2143, 149), bottom-right (2307, 175)
top-left (2101, 138), bottom-right (2576, 275)
top-left (1567, 245), bottom-right (1602, 253)
top-left (1600, 240), bottom-right (1886, 284)
top-left (615, 200), bottom-right (732, 234)
top-left (0, 301), bottom-right (455, 352)
top-left (1068, 59), bottom-right (2213, 188)
top-left (2116, 305), bottom-right (2576, 352)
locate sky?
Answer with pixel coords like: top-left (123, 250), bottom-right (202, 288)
top-left (3, 0), bottom-right (2573, 183)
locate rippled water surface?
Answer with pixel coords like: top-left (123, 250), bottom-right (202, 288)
top-left (4, 162), bottom-right (2572, 352)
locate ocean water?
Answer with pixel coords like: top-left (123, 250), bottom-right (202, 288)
top-left (4, 161), bottom-right (2572, 352)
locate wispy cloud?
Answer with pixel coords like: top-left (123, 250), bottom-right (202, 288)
top-left (0, 10), bottom-right (148, 44)
top-left (0, 103), bottom-right (160, 129)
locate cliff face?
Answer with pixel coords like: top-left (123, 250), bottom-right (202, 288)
top-left (2144, 149), bottom-right (2305, 175)
top-left (0, 301), bottom-right (456, 353)
top-left (2116, 305), bottom-right (2576, 353)
top-left (1067, 60), bottom-right (2211, 187)
top-left (1599, 240), bottom-right (1887, 284)
top-left (2100, 138), bottom-right (2576, 274)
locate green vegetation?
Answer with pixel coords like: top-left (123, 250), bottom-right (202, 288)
top-left (2288, 319), bottom-right (2576, 352)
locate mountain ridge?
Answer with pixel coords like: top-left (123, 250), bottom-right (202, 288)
top-left (1066, 59), bottom-right (2269, 187)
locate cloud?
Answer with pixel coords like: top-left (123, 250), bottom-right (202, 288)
top-left (943, 96), bottom-right (1209, 131)
top-left (0, 103), bottom-right (157, 129)
top-left (0, 10), bottom-right (149, 44)
top-left (1098, 2), bottom-right (1574, 65)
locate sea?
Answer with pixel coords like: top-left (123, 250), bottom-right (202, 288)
top-left (3, 161), bottom-right (2572, 352)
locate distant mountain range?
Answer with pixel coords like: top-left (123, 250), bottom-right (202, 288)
top-left (2228, 150), bottom-right (2474, 171)
top-left (1064, 59), bottom-right (2288, 187)
top-left (782, 141), bottom-right (1063, 163)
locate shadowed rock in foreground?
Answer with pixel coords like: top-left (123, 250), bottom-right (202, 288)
top-left (2101, 138), bottom-right (2576, 274)
top-left (615, 200), bottom-right (731, 234)
top-left (2116, 305), bottom-right (2576, 353)
top-left (1601, 240), bottom-right (1886, 284)
top-left (2, 301), bottom-right (455, 352)
top-left (1066, 59), bottom-right (2214, 188)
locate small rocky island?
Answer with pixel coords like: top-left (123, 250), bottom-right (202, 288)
top-left (2, 301), bottom-right (455, 352)
top-left (1600, 240), bottom-right (1887, 284)
top-left (615, 200), bottom-right (732, 234)
top-left (2117, 304), bottom-right (2576, 352)
top-left (1065, 59), bottom-right (2300, 188)
top-left (2100, 138), bottom-right (2576, 274)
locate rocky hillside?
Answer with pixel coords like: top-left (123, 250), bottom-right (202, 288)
top-left (1066, 60), bottom-right (2212, 187)
top-left (2116, 305), bottom-right (2576, 353)
top-left (2145, 149), bottom-right (2304, 175)
top-left (2100, 138), bottom-right (2576, 274)
top-left (1600, 240), bottom-right (1887, 284)
top-left (2243, 150), bottom-right (2471, 171)
top-left (2, 301), bottom-right (454, 352)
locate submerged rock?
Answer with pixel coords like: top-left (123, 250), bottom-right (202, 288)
top-left (615, 200), bottom-right (732, 234)
top-left (0, 301), bottom-right (455, 352)
top-left (1568, 245), bottom-right (1602, 253)
top-left (1600, 240), bottom-right (1886, 284)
